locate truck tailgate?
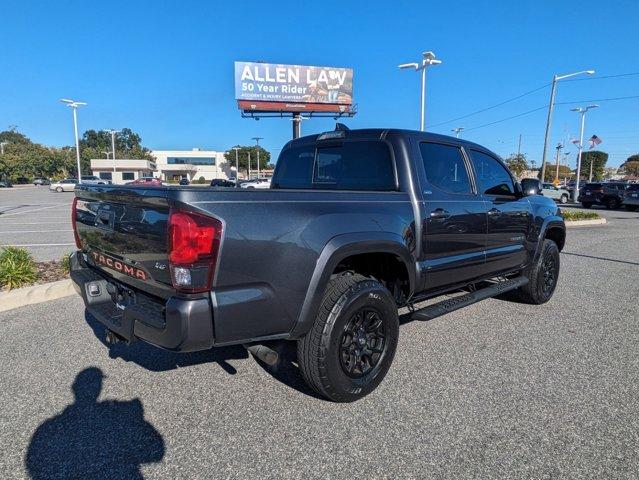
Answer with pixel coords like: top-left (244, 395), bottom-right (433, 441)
top-left (74, 185), bottom-right (174, 299)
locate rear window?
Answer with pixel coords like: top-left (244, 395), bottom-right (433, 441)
top-left (273, 141), bottom-right (395, 191)
top-left (627, 184), bottom-right (639, 191)
top-left (585, 183), bottom-right (602, 188)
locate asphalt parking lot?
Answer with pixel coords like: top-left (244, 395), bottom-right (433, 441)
top-left (0, 201), bottom-right (638, 478)
top-left (0, 186), bottom-right (75, 261)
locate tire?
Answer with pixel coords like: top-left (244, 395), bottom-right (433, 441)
top-left (516, 239), bottom-right (560, 305)
top-left (581, 202), bottom-right (592, 208)
top-left (559, 194), bottom-right (568, 204)
top-left (55, 187), bottom-right (63, 193)
top-left (626, 205), bottom-right (638, 212)
top-left (297, 273), bottom-right (399, 402)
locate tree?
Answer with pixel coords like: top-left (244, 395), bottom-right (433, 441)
top-left (578, 150), bottom-right (608, 181)
top-left (620, 154), bottom-right (639, 177)
top-left (223, 145), bottom-right (271, 177)
top-left (504, 153), bottom-right (529, 178)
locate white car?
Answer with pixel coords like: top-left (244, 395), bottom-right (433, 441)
top-left (240, 178), bottom-right (271, 189)
top-left (49, 178), bottom-right (79, 192)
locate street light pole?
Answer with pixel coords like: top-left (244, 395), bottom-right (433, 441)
top-left (105, 130), bottom-right (119, 179)
top-left (0, 141), bottom-right (7, 155)
top-left (232, 147), bottom-right (241, 185)
top-left (60, 98), bottom-right (87, 183)
top-left (398, 51), bottom-right (442, 131)
top-left (451, 127), bottom-right (464, 138)
top-left (247, 152), bottom-right (251, 179)
top-left (540, 70), bottom-right (595, 182)
top-left (571, 104), bottom-right (599, 201)
top-left (554, 143), bottom-right (563, 183)
top-left (252, 137), bottom-right (263, 179)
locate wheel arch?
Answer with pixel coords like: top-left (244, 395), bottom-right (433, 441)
top-left (289, 232), bottom-right (416, 339)
top-left (533, 216), bottom-right (565, 263)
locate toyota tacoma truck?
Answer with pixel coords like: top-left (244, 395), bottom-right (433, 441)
top-left (70, 126), bottom-right (565, 402)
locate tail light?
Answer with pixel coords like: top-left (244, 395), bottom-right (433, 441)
top-left (167, 209), bottom-right (222, 293)
top-left (71, 197), bottom-right (82, 249)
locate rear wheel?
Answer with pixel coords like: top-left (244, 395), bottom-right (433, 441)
top-left (297, 273), bottom-right (399, 402)
top-left (559, 194), bottom-right (568, 204)
top-left (605, 198), bottom-right (620, 209)
top-left (626, 205), bottom-right (638, 211)
top-left (581, 202), bottom-right (592, 208)
top-left (55, 187), bottom-right (63, 193)
top-left (515, 239), bottom-right (560, 305)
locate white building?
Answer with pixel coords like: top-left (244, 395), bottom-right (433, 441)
top-left (90, 158), bottom-right (156, 184)
top-left (151, 149), bottom-right (229, 182)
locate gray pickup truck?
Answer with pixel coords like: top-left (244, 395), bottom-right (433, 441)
top-left (70, 126), bottom-right (565, 402)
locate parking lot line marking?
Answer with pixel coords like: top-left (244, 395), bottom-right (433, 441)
top-left (1, 243), bottom-right (76, 247)
top-left (0, 222), bottom-right (71, 225)
top-left (0, 204), bottom-right (69, 216)
top-left (0, 230), bottom-right (73, 233)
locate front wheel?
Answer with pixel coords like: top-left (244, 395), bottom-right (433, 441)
top-left (297, 273), bottom-right (399, 402)
top-left (626, 205), bottom-right (638, 212)
top-left (581, 202), bottom-right (592, 208)
top-left (560, 194), bottom-right (568, 204)
top-left (516, 239), bottom-right (560, 304)
top-left (55, 187), bottom-right (63, 193)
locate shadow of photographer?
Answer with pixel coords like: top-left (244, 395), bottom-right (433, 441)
top-left (25, 367), bottom-right (165, 480)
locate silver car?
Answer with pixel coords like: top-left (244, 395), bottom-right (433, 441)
top-left (541, 183), bottom-right (570, 204)
top-left (49, 178), bottom-right (78, 192)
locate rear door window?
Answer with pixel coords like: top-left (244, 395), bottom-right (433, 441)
top-left (419, 142), bottom-right (472, 194)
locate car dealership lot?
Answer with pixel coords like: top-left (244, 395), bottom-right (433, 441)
top-left (0, 197), bottom-right (638, 478)
top-left (0, 186), bottom-right (75, 261)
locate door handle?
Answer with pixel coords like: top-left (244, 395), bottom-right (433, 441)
top-left (487, 208), bottom-right (501, 217)
top-left (430, 208), bottom-right (451, 219)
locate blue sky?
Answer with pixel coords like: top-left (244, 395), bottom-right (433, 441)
top-left (1, 0), bottom-right (637, 167)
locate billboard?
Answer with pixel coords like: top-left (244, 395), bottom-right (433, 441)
top-left (235, 61), bottom-right (353, 109)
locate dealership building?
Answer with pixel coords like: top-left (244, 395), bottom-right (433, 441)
top-left (91, 148), bottom-right (230, 184)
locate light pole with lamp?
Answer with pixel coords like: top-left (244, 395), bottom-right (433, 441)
top-left (232, 147), bottom-right (241, 185)
top-left (398, 51), bottom-right (442, 131)
top-left (60, 98), bottom-right (87, 183)
top-left (252, 137), bottom-right (263, 179)
top-left (570, 104), bottom-right (599, 201)
top-left (451, 127), bottom-right (464, 138)
top-left (104, 129), bottom-right (119, 181)
top-left (540, 70), bottom-right (595, 181)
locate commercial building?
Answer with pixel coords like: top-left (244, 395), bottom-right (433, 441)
top-left (90, 148), bottom-right (230, 184)
top-left (89, 158), bottom-right (156, 184)
top-left (152, 149), bottom-right (229, 182)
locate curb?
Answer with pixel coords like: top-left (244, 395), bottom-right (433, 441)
top-left (565, 218), bottom-right (607, 227)
top-left (0, 279), bottom-right (75, 313)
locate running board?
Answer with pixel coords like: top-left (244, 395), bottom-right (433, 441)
top-left (411, 276), bottom-right (529, 322)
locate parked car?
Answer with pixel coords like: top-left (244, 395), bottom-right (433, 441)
top-left (49, 178), bottom-right (78, 192)
top-left (14, 176), bottom-right (30, 184)
top-left (622, 183), bottom-right (639, 211)
top-left (210, 178), bottom-right (235, 187)
top-left (541, 183), bottom-right (570, 204)
top-left (33, 177), bottom-right (51, 186)
top-left (0, 181), bottom-right (13, 188)
top-left (240, 177), bottom-right (271, 189)
top-left (578, 182), bottom-right (627, 209)
top-left (81, 175), bottom-right (107, 185)
top-left (179, 178), bottom-right (190, 186)
top-left (125, 177), bottom-right (164, 187)
top-left (70, 126), bottom-right (565, 402)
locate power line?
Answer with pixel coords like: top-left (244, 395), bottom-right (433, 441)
top-left (426, 83), bottom-right (550, 129)
top-left (555, 94), bottom-right (639, 105)
top-left (464, 105), bottom-right (549, 132)
top-left (562, 72), bottom-right (639, 82)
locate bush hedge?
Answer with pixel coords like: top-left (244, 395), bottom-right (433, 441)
top-left (0, 247), bottom-right (37, 290)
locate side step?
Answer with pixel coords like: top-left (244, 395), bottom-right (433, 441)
top-left (411, 276), bottom-right (529, 322)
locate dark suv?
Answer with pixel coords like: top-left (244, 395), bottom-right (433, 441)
top-left (622, 184), bottom-right (639, 211)
top-left (578, 182), bottom-right (627, 209)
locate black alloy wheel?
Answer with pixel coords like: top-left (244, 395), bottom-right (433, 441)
top-left (339, 307), bottom-right (387, 378)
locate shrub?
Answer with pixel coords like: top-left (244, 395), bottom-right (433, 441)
top-left (197, 176), bottom-right (206, 184)
top-left (561, 210), bottom-right (601, 221)
top-left (0, 247), bottom-right (37, 290)
top-left (61, 253), bottom-right (71, 274)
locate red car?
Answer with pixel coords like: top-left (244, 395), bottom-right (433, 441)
top-left (125, 177), bottom-right (164, 187)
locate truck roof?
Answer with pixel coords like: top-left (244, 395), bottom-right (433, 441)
top-left (285, 128), bottom-right (490, 153)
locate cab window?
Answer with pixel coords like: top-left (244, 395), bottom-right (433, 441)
top-left (469, 150), bottom-right (515, 196)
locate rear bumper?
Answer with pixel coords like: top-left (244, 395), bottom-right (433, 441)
top-left (624, 196), bottom-right (639, 206)
top-left (70, 252), bottom-right (214, 352)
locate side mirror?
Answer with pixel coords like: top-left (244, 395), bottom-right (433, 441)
top-left (520, 178), bottom-right (542, 196)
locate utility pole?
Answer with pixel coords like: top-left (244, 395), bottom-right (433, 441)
top-left (451, 127), bottom-right (464, 138)
top-left (247, 152), bottom-right (251, 179)
top-left (232, 147), bottom-right (241, 184)
top-left (540, 70), bottom-right (595, 183)
top-left (554, 143), bottom-right (563, 183)
top-left (398, 51), bottom-right (442, 131)
top-left (571, 105), bottom-right (599, 201)
top-left (105, 129), bottom-right (119, 181)
top-left (292, 113), bottom-right (301, 139)
top-left (517, 134), bottom-right (522, 158)
top-left (252, 137), bottom-right (263, 179)
top-left (60, 99), bottom-right (87, 183)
